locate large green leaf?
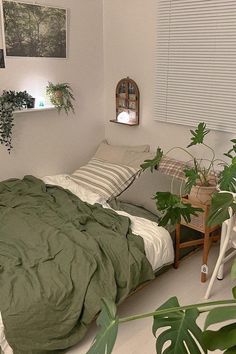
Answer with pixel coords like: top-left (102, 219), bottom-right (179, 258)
top-left (187, 122), bottom-right (210, 148)
top-left (203, 323), bottom-right (236, 353)
top-left (207, 192), bottom-right (236, 226)
top-left (225, 346), bottom-right (236, 354)
top-left (204, 306), bottom-right (236, 330)
top-left (154, 192), bottom-right (203, 227)
top-left (224, 139), bottom-right (236, 160)
top-left (153, 297), bottom-right (206, 354)
top-left (86, 298), bottom-right (119, 354)
top-left (140, 147), bottom-right (164, 172)
top-left (232, 259), bottom-right (236, 280)
top-left (219, 157), bottom-right (236, 192)
top-left (184, 166), bottom-right (199, 194)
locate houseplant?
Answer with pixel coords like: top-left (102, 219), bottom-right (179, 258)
top-left (46, 82), bottom-right (75, 114)
top-left (140, 122), bottom-right (235, 227)
top-left (0, 90), bottom-right (35, 153)
top-left (86, 261), bottom-right (236, 354)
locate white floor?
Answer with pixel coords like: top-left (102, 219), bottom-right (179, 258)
top-left (69, 245), bottom-right (235, 354)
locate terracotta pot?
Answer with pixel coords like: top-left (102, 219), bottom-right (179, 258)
top-left (188, 185), bottom-right (217, 205)
top-left (53, 90), bottom-right (63, 105)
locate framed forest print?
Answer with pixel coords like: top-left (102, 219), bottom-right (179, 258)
top-left (2, 0), bottom-right (67, 58)
top-left (0, 0), bottom-right (5, 68)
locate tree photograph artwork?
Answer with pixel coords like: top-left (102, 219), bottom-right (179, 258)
top-left (3, 1), bottom-right (67, 58)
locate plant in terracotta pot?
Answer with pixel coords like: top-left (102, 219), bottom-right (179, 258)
top-left (141, 123), bottom-right (232, 227)
top-left (46, 82), bottom-right (75, 114)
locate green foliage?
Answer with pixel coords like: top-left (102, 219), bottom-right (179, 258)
top-left (187, 122), bottom-right (210, 148)
top-left (141, 147), bottom-right (164, 172)
top-left (224, 139), bottom-right (236, 160)
top-left (154, 192), bottom-right (203, 226)
top-left (0, 90), bottom-right (35, 152)
top-left (184, 164), bottom-right (199, 194)
top-left (203, 320), bottom-right (236, 353)
top-left (219, 157), bottom-right (236, 192)
top-left (153, 297), bottom-right (207, 354)
top-left (46, 82), bottom-right (75, 114)
top-left (207, 192), bottom-right (236, 226)
top-left (2, 90), bottom-right (35, 109)
top-left (87, 294), bottom-right (236, 354)
top-left (232, 259), bottom-right (236, 281)
top-left (87, 298), bottom-right (119, 354)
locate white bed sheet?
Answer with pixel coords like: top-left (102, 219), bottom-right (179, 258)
top-left (0, 174), bottom-right (174, 353)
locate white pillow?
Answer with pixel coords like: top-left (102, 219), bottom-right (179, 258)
top-left (71, 158), bottom-right (139, 200)
top-left (93, 141), bottom-right (150, 165)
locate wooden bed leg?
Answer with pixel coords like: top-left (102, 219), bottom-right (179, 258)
top-left (201, 229), bottom-right (210, 283)
top-left (174, 223), bottom-right (181, 269)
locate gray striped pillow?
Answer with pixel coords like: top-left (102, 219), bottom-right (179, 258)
top-left (71, 158), bottom-right (139, 200)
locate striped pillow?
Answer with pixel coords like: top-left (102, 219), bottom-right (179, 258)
top-left (71, 158), bottom-right (139, 200)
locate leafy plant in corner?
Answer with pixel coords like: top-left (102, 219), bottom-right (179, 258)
top-left (0, 90), bottom-right (35, 153)
top-left (141, 122), bottom-right (236, 227)
top-left (46, 82), bottom-right (75, 114)
top-left (87, 262), bottom-right (236, 354)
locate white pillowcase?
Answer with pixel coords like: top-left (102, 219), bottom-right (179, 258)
top-left (42, 174), bottom-right (105, 205)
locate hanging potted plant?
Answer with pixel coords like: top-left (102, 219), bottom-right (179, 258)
top-left (141, 123), bottom-right (235, 227)
top-left (46, 82), bottom-right (75, 114)
top-left (0, 90), bottom-right (35, 153)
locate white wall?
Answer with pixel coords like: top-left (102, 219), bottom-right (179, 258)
top-left (103, 0), bottom-right (234, 162)
top-left (0, 0), bottom-right (104, 181)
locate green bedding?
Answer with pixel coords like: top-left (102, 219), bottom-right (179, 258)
top-left (0, 176), bottom-right (154, 354)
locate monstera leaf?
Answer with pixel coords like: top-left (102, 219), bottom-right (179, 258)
top-left (153, 297), bottom-right (207, 354)
top-left (203, 306), bottom-right (236, 354)
top-left (141, 147), bottom-right (164, 172)
top-left (86, 298), bottom-right (119, 354)
top-left (207, 192), bottom-right (236, 227)
top-left (154, 192), bottom-right (203, 227)
top-left (187, 122), bottom-right (210, 148)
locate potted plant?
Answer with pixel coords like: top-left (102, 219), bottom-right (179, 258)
top-left (207, 141), bottom-right (236, 227)
top-left (141, 123), bottom-right (235, 227)
top-left (46, 82), bottom-right (75, 114)
top-left (0, 90), bottom-right (35, 153)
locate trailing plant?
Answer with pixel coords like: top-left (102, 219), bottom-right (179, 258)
top-left (46, 82), bottom-right (75, 114)
top-left (0, 90), bottom-right (35, 153)
top-left (87, 262), bottom-right (236, 354)
top-left (141, 122), bottom-right (235, 227)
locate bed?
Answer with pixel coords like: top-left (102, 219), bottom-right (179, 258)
top-left (0, 142), bottom-right (175, 354)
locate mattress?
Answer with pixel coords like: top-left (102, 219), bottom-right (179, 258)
top-left (0, 175), bottom-right (174, 353)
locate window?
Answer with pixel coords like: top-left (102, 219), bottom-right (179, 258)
top-left (154, 0), bottom-right (236, 133)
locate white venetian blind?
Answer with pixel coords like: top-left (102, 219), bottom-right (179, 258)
top-left (154, 0), bottom-right (236, 133)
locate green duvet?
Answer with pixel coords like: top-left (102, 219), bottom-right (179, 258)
top-left (0, 176), bottom-right (154, 354)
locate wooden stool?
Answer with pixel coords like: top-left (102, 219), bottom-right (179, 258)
top-left (174, 196), bottom-right (221, 282)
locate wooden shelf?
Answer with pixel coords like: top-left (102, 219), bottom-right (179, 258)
top-left (14, 106), bottom-right (55, 114)
top-left (110, 119), bottom-right (139, 126)
top-left (115, 77), bottom-right (140, 126)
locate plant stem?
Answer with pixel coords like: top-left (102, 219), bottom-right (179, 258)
top-left (119, 299), bottom-right (236, 324)
top-left (165, 146), bottom-right (196, 161)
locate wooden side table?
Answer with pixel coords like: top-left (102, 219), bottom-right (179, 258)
top-left (175, 196), bottom-right (221, 282)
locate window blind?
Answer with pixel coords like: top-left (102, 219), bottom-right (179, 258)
top-left (154, 0), bottom-right (236, 133)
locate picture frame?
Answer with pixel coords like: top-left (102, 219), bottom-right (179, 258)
top-left (0, 0), bottom-right (6, 68)
top-left (2, 0), bottom-right (67, 58)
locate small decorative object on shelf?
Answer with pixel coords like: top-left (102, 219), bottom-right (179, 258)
top-left (46, 82), bottom-right (75, 114)
top-left (110, 77), bottom-right (140, 126)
